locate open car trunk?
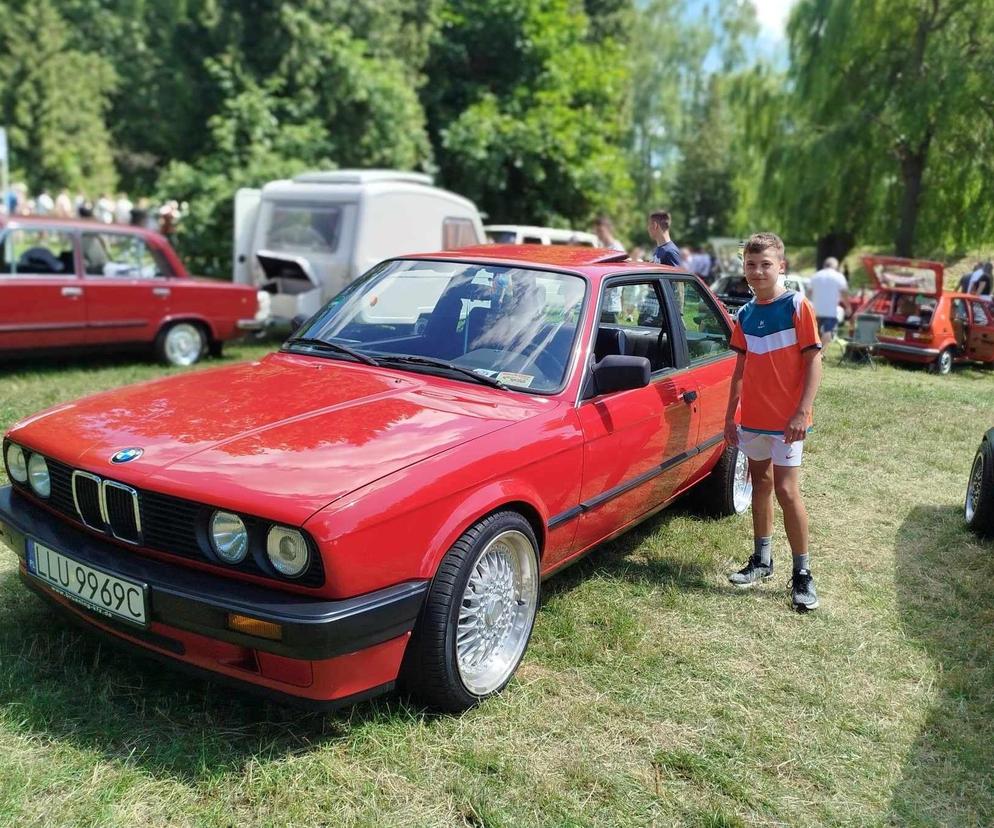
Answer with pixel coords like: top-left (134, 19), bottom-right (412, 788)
top-left (859, 256), bottom-right (945, 345)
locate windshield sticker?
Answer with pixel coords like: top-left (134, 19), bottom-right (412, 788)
top-left (472, 368), bottom-right (500, 377)
top-left (496, 371), bottom-right (535, 387)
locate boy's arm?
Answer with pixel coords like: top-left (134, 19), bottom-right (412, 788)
top-left (784, 348), bottom-right (822, 443)
top-left (724, 352), bottom-right (746, 446)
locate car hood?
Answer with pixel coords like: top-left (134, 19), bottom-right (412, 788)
top-left (8, 353), bottom-right (552, 524)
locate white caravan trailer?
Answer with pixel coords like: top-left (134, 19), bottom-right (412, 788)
top-left (484, 224), bottom-right (598, 246)
top-left (234, 170), bottom-right (484, 324)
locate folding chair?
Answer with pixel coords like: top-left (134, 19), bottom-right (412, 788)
top-left (840, 313), bottom-right (884, 367)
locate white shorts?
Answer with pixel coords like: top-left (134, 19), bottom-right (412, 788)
top-left (737, 427), bottom-right (804, 467)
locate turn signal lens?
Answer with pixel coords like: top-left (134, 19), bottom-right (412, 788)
top-left (266, 526), bottom-right (309, 578)
top-left (5, 443), bottom-right (28, 483)
top-left (227, 613), bottom-right (283, 641)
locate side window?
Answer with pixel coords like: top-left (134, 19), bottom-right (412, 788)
top-left (442, 218), bottom-right (479, 249)
top-left (971, 301), bottom-right (990, 326)
top-left (0, 228), bottom-right (75, 275)
top-left (597, 281), bottom-right (671, 372)
top-left (671, 279), bottom-right (733, 363)
top-left (522, 235), bottom-right (543, 244)
top-left (951, 298), bottom-right (968, 323)
top-left (81, 233), bottom-right (169, 278)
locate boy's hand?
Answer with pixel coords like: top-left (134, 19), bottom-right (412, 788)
top-left (724, 419), bottom-right (739, 446)
top-left (784, 411), bottom-right (809, 443)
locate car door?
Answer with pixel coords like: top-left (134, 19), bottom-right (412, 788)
top-left (662, 277), bottom-right (738, 484)
top-left (967, 300), bottom-right (994, 362)
top-left (0, 225), bottom-right (86, 351)
top-left (572, 276), bottom-right (698, 552)
top-left (80, 229), bottom-right (172, 345)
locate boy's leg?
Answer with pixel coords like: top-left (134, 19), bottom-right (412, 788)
top-left (772, 462), bottom-right (818, 610)
top-left (729, 453), bottom-right (775, 587)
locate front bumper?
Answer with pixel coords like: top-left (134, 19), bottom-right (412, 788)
top-left (0, 486), bottom-right (427, 705)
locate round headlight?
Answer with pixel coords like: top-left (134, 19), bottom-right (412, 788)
top-left (210, 511), bottom-right (248, 564)
top-left (27, 453), bottom-right (50, 498)
top-left (5, 443), bottom-right (28, 484)
top-left (266, 526), bottom-right (309, 578)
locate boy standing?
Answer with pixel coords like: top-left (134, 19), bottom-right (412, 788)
top-left (647, 210), bottom-right (681, 266)
top-left (723, 232), bottom-right (823, 611)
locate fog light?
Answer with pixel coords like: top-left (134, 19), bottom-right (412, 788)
top-left (227, 613), bottom-right (283, 641)
top-left (210, 511), bottom-right (248, 563)
top-left (27, 453), bottom-right (50, 498)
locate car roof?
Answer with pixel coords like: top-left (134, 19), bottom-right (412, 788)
top-left (0, 214), bottom-right (167, 243)
top-left (403, 245), bottom-right (687, 282)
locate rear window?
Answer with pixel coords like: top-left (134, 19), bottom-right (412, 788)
top-left (266, 203), bottom-right (341, 253)
top-left (443, 218), bottom-right (479, 249)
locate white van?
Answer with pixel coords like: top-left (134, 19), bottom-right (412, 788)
top-left (234, 170), bottom-right (484, 323)
top-left (484, 224), bottom-right (598, 246)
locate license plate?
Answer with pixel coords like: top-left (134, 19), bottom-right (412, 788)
top-left (26, 540), bottom-right (148, 626)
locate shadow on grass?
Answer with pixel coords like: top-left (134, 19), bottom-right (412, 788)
top-left (888, 504), bottom-right (994, 824)
top-left (0, 571), bottom-right (422, 783)
top-left (543, 500), bottom-right (731, 602)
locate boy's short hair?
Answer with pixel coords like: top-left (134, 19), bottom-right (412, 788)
top-left (743, 232), bottom-right (785, 260)
top-left (649, 210), bottom-right (671, 231)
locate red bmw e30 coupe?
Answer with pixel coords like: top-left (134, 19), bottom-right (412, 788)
top-left (0, 216), bottom-right (262, 365)
top-left (0, 245), bottom-right (750, 711)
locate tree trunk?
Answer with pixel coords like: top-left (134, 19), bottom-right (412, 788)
top-left (816, 232), bottom-right (855, 268)
top-left (895, 135), bottom-right (931, 257)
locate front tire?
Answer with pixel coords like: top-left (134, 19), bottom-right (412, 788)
top-left (694, 443), bottom-right (752, 517)
top-left (401, 511), bottom-right (540, 712)
top-left (156, 322), bottom-right (207, 366)
top-left (965, 438), bottom-right (994, 538)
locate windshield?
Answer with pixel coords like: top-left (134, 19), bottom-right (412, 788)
top-left (288, 259), bottom-right (587, 392)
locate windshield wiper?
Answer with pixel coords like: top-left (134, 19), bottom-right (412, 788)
top-left (283, 337), bottom-right (380, 366)
top-left (376, 355), bottom-right (508, 390)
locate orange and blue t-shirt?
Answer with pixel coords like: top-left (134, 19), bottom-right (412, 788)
top-left (729, 290), bottom-right (821, 434)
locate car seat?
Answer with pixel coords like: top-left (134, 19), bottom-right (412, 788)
top-left (594, 327), bottom-right (630, 362)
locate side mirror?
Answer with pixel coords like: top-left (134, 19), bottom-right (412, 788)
top-left (289, 314), bottom-right (308, 334)
top-left (591, 355), bottom-right (651, 396)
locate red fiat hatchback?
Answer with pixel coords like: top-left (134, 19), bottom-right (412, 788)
top-left (0, 246), bottom-right (750, 711)
top-left (0, 216), bottom-right (261, 365)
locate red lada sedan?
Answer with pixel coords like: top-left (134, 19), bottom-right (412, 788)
top-left (0, 246), bottom-right (750, 711)
top-left (0, 216), bottom-right (261, 365)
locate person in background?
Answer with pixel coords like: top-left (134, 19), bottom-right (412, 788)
top-left (95, 193), bottom-right (115, 223)
top-left (680, 246), bottom-right (694, 271)
top-left (647, 210), bottom-right (681, 266)
top-left (115, 193), bottom-right (133, 225)
top-left (592, 215), bottom-right (626, 252)
top-left (809, 256), bottom-right (849, 349)
top-left (35, 190), bottom-right (54, 215)
top-left (53, 189), bottom-right (74, 218)
top-left (629, 245), bottom-right (646, 262)
top-left (959, 263), bottom-right (982, 293)
top-left (972, 262), bottom-right (993, 296)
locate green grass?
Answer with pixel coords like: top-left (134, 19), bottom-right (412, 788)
top-left (1, 342), bottom-right (992, 826)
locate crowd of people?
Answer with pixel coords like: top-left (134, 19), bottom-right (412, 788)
top-left (1, 182), bottom-right (185, 240)
top-left (959, 262), bottom-right (993, 296)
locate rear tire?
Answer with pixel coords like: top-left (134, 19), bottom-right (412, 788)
top-left (931, 347), bottom-right (954, 375)
top-left (155, 322), bottom-right (206, 366)
top-left (400, 511), bottom-right (540, 712)
top-left (965, 438), bottom-right (994, 538)
top-left (694, 443), bottom-right (752, 517)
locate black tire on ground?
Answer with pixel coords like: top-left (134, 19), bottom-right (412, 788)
top-left (154, 321), bottom-right (207, 366)
top-left (965, 437), bottom-right (994, 538)
top-left (931, 347), bottom-right (954, 375)
top-left (400, 510), bottom-right (540, 712)
top-left (692, 443), bottom-right (751, 518)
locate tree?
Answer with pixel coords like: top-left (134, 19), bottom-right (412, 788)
top-left (424, 0), bottom-right (634, 230)
top-left (785, 0), bottom-right (994, 256)
top-left (0, 0), bottom-right (118, 195)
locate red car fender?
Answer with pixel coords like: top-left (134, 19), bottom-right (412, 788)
top-left (156, 312), bottom-right (220, 341)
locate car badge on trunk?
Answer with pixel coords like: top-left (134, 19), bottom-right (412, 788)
top-left (111, 448), bottom-right (144, 464)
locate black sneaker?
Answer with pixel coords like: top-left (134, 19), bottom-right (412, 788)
top-left (728, 553), bottom-right (773, 588)
top-left (789, 569), bottom-right (819, 611)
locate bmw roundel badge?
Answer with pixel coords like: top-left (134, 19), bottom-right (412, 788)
top-left (111, 447), bottom-right (144, 464)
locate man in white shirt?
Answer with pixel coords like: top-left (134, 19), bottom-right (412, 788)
top-left (809, 257), bottom-right (849, 348)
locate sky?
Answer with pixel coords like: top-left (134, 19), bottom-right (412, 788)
top-left (751, 0), bottom-right (798, 40)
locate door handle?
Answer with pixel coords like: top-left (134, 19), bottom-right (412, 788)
top-left (61, 286), bottom-right (83, 298)
top-left (153, 287), bottom-right (171, 298)
top-left (681, 390), bottom-right (698, 404)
